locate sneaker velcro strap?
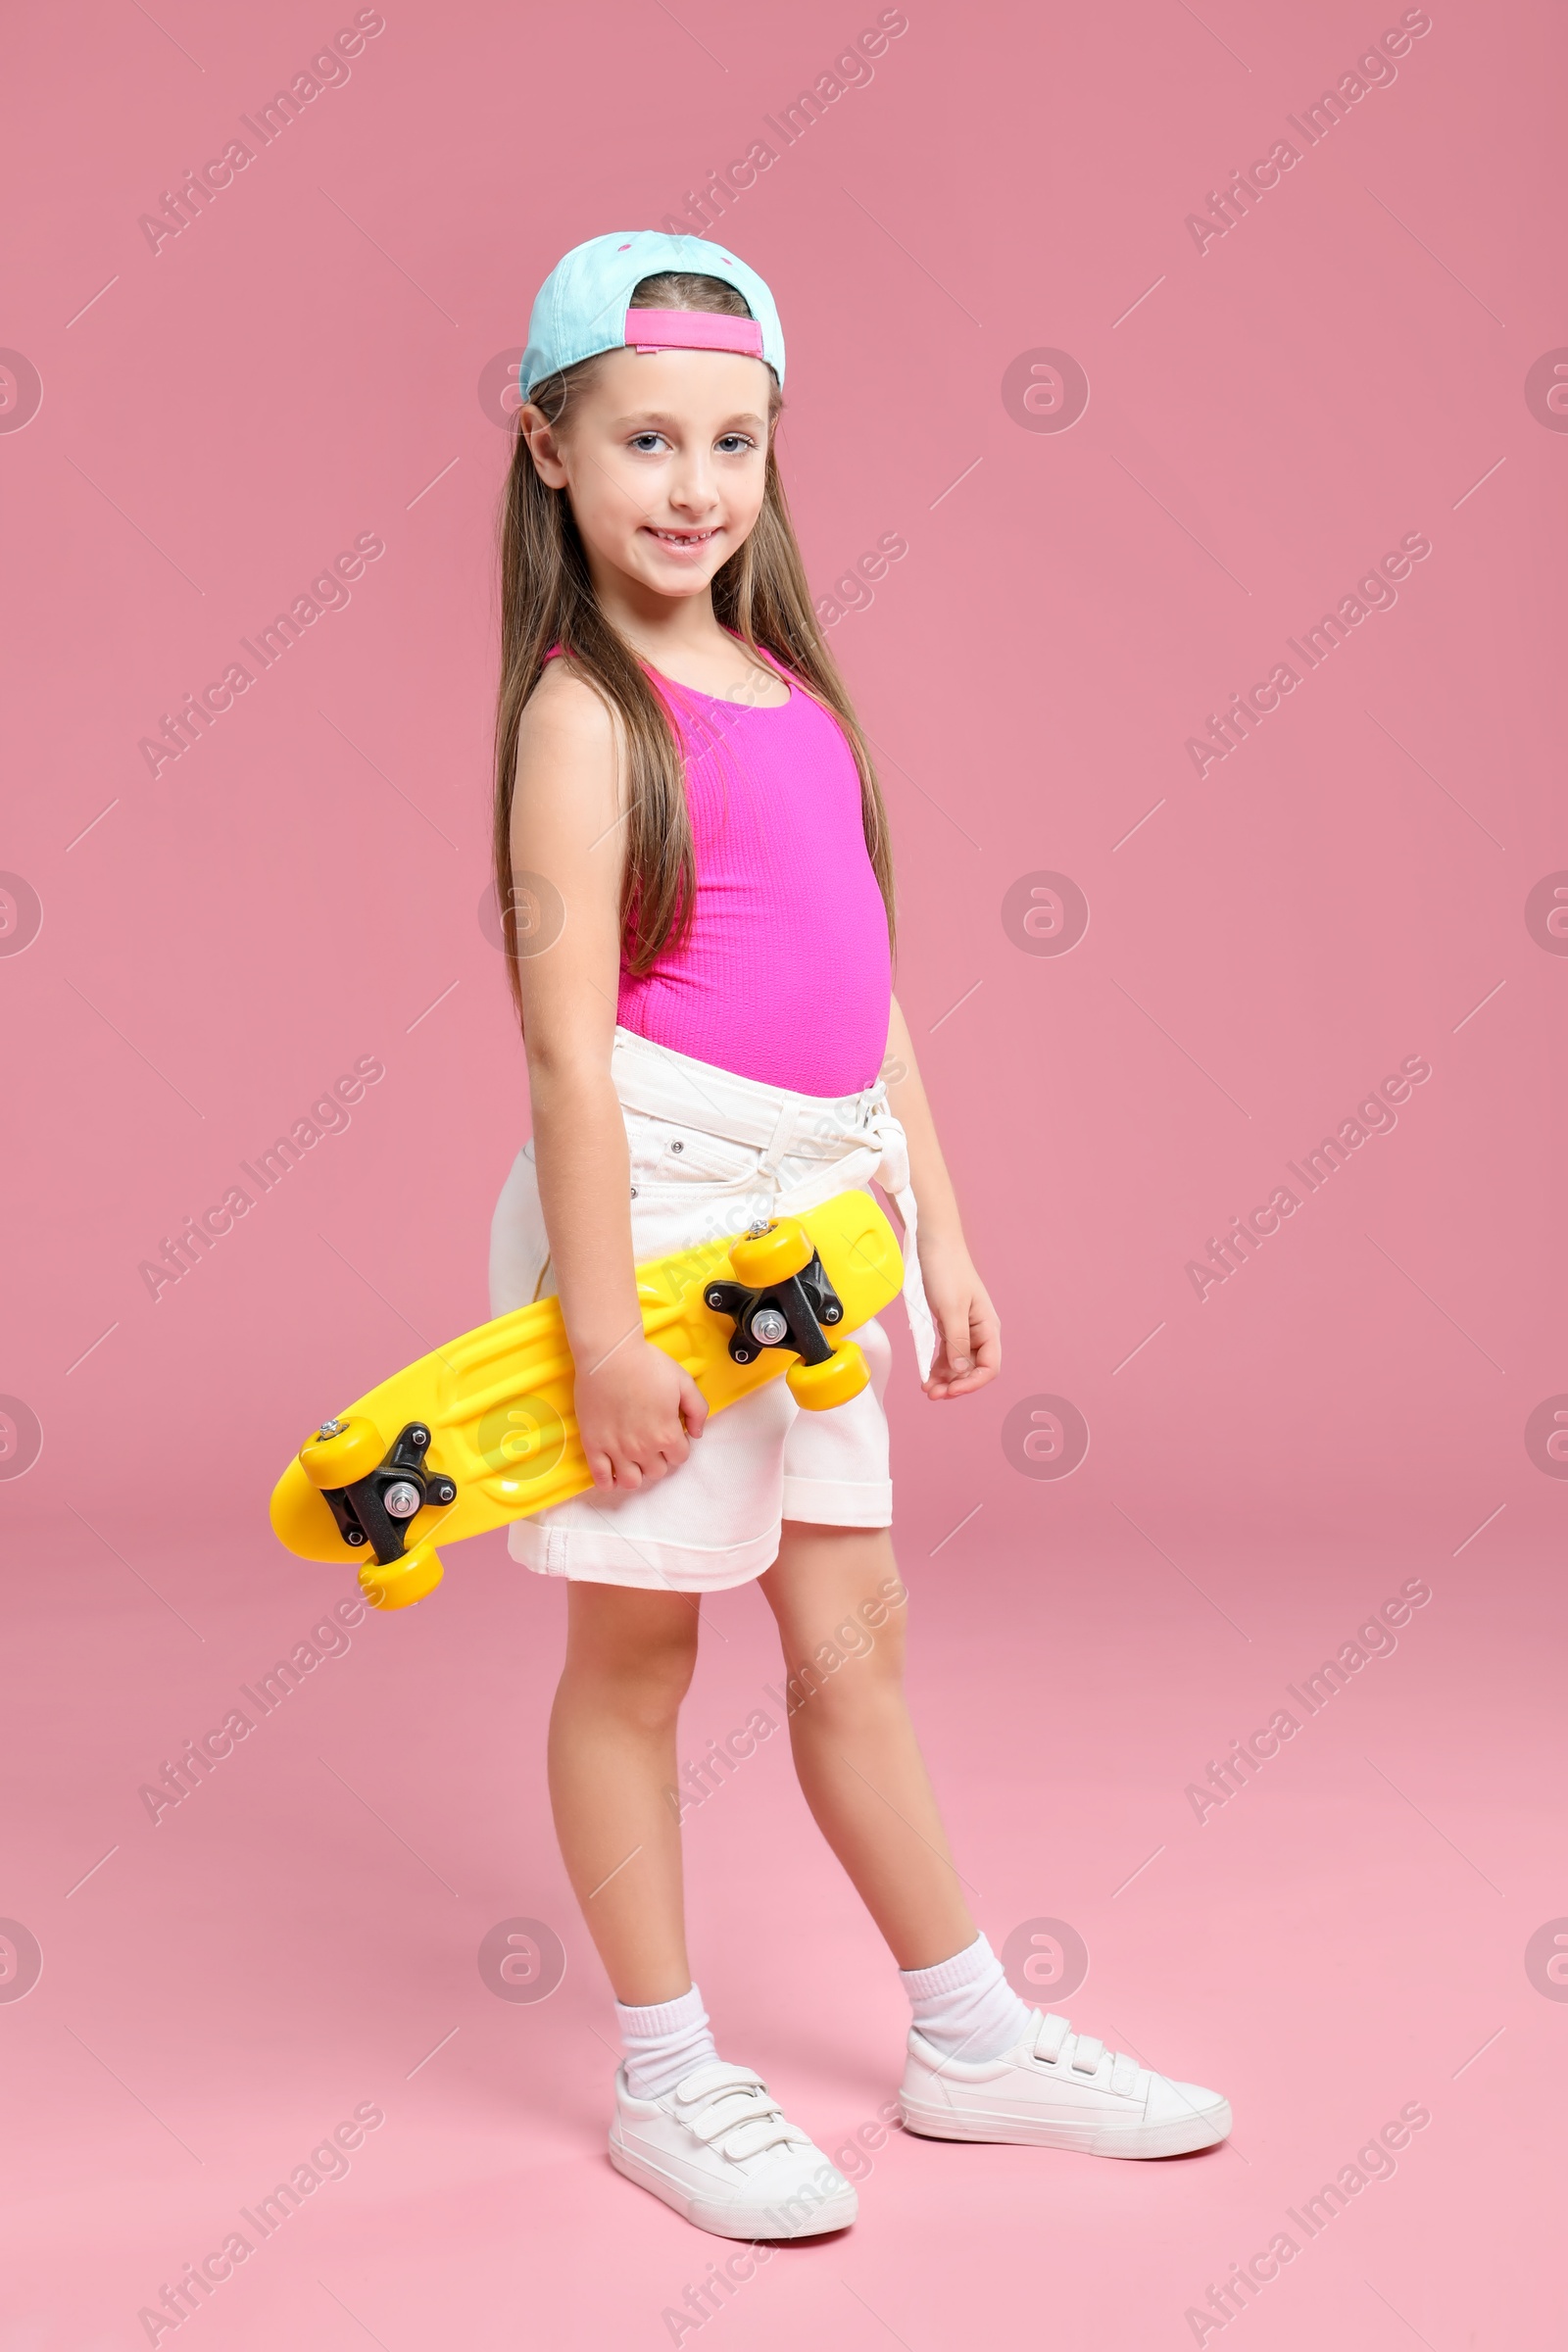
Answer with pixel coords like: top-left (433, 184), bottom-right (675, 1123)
top-left (1033, 2010), bottom-right (1139, 2087)
top-left (1034, 2013), bottom-right (1072, 2063)
top-left (673, 2061), bottom-right (767, 2105)
top-left (716, 2115), bottom-right (808, 2161)
top-left (686, 2086), bottom-right (809, 2162)
top-left (686, 2087), bottom-right (777, 2142)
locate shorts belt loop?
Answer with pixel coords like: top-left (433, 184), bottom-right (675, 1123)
top-left (758, 1091), bottom-right (801, 1178)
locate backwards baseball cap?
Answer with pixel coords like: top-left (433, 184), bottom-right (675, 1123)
top-left (519, 230), bottom-right (785, 402)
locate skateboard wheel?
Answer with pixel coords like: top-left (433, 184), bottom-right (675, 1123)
top-left (787, 1344), bottom-right (868, 1412)
top-left (359, 1540), bottom-right (444, 1610)
top-left (729, 1220), bottom-right (812, 1289)
top-left (300, 1413), bottom-right (384, 1490)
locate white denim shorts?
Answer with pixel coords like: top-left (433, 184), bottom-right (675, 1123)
top-left (487, 1029), bottom-right (935, 1593)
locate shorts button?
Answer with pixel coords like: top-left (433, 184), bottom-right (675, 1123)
top-left (669, 1140), bottom-right (684, 1153)
top-left (629, 1186), bottom-right (638, 1199)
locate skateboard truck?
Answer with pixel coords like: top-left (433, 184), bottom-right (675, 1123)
top-left (302, 1418), bottom-right (458, 1567)
top-left (703, 1256), bottom-right (843, 1369)
top-left (702, 1218), bottom-right (868, 1409)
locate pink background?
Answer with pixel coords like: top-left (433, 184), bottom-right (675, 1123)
top-left (3, 0), bottom-right (1563, 2343)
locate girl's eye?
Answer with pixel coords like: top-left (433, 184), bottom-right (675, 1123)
top-left (715, 434), bottom-right (754, 455)
top-left (629, 433), bottom-right (667, 454)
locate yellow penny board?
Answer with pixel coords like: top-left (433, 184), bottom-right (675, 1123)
top-left (270, 1189), bottom-right (902, 1609)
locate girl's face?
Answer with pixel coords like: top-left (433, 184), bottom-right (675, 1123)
top-left (523, 346), bottom-right (775, 605)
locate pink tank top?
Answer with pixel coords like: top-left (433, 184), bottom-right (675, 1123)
top-left (547, 645), bottom-right (891, 1096)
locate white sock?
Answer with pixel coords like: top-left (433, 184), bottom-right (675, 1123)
top-left (900, 1933), bottom-right (1034, 2063)
top-left (615, 1982), bottom-right (719, 2099)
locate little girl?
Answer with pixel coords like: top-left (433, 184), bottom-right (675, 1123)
top-left (488, 230), bottom-right (1230, 2239)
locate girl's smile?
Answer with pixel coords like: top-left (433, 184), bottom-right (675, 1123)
top-left (642, 524), bottom-right (723, 558)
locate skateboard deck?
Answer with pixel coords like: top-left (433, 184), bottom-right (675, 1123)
top-left (270, 1190), bottom-right (903, 1610)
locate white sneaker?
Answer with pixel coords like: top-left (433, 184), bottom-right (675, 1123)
top-left (899, 2010), bottom-right (1231, 2158)
top-left (609, 2059), bottom-right (858, 2238)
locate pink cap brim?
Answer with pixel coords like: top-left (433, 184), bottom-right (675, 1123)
top-left (625, 307), bottom-right (764, 359)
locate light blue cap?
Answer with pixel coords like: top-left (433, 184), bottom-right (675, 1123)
top-left (519, 230), bottom-right (785, 400)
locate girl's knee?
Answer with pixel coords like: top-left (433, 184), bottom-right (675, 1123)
top-left (563, 1593), bottom-right (699, 1721)
top-left (778, 1584), bottom-right (907, 1685)
top-left (778, 1621), bottom-right (906, 1726)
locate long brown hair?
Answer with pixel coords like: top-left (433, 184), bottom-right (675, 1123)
top-left (492, 271), bottom-right (896, 1020)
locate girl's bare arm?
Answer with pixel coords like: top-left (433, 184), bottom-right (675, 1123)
top-left (511, 666), bottom-right (707, 1485)
top-left (883, 996), bottom-right (1001, 1399)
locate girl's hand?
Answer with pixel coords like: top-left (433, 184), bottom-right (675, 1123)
top-left (917, 1235), bottom-right (1001, 1400)
top-left (575, 1338), bottom-right (709, 1491)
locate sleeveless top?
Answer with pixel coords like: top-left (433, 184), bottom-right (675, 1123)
top-left (544, 643), bottom-right (891, 1096)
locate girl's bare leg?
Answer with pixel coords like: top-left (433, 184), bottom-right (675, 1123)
top-left (547, 1582), bottom-right (701, 2005)
top-left (759, 1523), bottom-right (976, 1970)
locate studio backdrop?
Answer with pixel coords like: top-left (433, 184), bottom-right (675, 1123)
top-left (2, 2), bottom-right (1562, 2346)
